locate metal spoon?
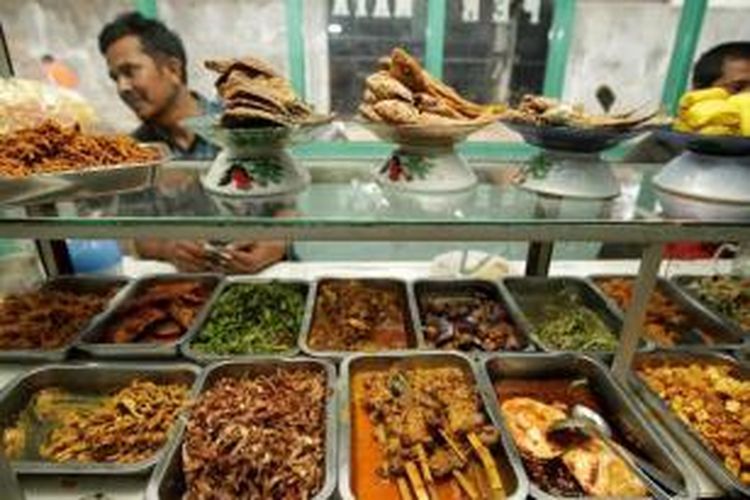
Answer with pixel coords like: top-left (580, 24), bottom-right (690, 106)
top-left (548, 405), bottom-right (673, 500)
top-left (570, 405), bottom-right (683, 495)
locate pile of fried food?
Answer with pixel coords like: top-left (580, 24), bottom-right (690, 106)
top-left (594, 277), bottom-right (718, 347)
top-left (182, 369), bottom-right (327, 499)
top-left (205, 56), bottom-right (326, 128)
top-left (356, 364), bottom-right (505, 500)
top-left (0, 282), bottom-right (121, 349)
top-left (501, 94), bottom-right (657, 130)
top-left (3, 379), bottom-right (188, 463)
top-left (637, 359), bottom-right (750, 485)
top-left (309, 280), bottom-right (410, 351)
top-left (0, 120), bottom-right (159, 178)
top-left (101, 280), bottom-right (214, 344)
top-left (674, 88), bottom-right (750, 136)
top-left (359, 48), bottom-right (504, 126)
top-left (499, 385), bottom-right (647, 497)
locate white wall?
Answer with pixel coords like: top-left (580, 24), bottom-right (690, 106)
top-left (564, 2), bottom-right (750, 113)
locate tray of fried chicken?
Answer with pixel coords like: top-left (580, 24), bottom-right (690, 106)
top-left (358, 48), bottom-right (505, 146)
top-left (74, 274), bottom-right (220, 359)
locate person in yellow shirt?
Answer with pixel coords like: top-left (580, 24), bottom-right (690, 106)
top-left (41, 54), bottom-right (79, 89)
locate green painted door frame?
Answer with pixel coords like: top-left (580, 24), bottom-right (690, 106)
top-left (285, 0), bottom-right (307, 99)
top-left (133, 0), bottom-right (158, 18)
top-left (661, 0), bottom-right (708, 115)
top-left (543, 0), bottom-right (576, 98)
top-left (424, 0), bottom-right (447, 78)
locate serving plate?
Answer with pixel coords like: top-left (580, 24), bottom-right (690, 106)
top-left (0, 143), bottom-right (167, 206)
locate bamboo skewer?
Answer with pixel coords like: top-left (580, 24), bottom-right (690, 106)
top-left (405, 461), bottom-right (430, 500)
top-left (453, 469), bottom-right (480, 500)
top-left (415, 444), bottom-right (433, 483)
top-left (439, 429), bottom-right (468, 463)
top-left (467, 432), bottom-right (505, 499)
top-left (414, 444), bottom-right (438, 500)
top-left (397, 476), bottom-right (415, 500)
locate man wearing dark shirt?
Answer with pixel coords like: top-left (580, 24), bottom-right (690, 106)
top-left (98, 12), bottom-right (287, 272)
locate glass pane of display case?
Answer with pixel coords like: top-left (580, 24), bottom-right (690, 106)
top-left (0, 160), bottom-right (713, 228)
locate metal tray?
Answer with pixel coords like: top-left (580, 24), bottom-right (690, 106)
top-left (669, 274), bottom-right (750, 336)
top-left (180, 277), bottom-right (311, 364)
top-left (145, 358), bottom-right (337, 500)
top-left (0, 275), bottom-right (130, 363)
top-left (300, 278), bottom-right (422, 360)
top-left (629, 349), bottom-right (750, 497)
top-left (0, 361), bottom-right (201, 475)
top-left (500, 277), bottom-right (634, 354)
top-left (338, 351), bottom-right (528, 500)
top-left (480, 352), bottom-right (695, 499)
top-left (412, 278), bottom-right (532, 353)
top-left (590, 274), bottom-right (745, 349)
top-left (74, 273), bottom-right (221, 359)
top-left (0, 143), bottom-right (168, 206)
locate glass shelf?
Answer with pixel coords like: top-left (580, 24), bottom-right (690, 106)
top-left (0, 158), bottom-right (747, 242)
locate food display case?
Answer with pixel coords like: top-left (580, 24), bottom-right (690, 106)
top-left (3, 1), bottom-right (750, 499)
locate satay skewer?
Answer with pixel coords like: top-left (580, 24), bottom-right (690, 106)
top-left (414, 444), bottom-right (433, 483)
top-left (397, 477), bottom-right (415, 500)
top-left (405, 461), bottom-right (430, 500)
top-left (467, 432), bottom-right (505, 499)
top-left (439, 429), bottom-right (467, 464)
top-left (414, 444), bottom-right (438, 500)
top-left (453, 469), bottom-right (480, 500)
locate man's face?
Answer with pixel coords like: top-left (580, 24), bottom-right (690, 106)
top-left (714, 57), bottom-right (750, 93)
top-left (104, 35), bottom-right (181, 121)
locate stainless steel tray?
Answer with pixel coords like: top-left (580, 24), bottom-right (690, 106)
top-left (500, 276), bottom-right (636, 354)
top-left (0, 361), bottom-right (201, 475)
top-left (480, 352), bottom-right (695, 499)
top-left (590, 274), bottom-right (745, 349)
top-left (180, 277), bottom-right (310, 364)
top-left (669, 275), bottom-right (750, 336)
top-left (145, 358), bottom-right (337, 500)
top-left (0, 143), bottom-right (168, 206)
top-left (412, 278), bottom-right (533, 353)
top-left (0, 275), bottom-right (130, 363)
top-left (629, 349), bottom-right (750, 497)
top-left (300, 278), bottom-right (423, 360)
top-left (338, 351), bottom-right (529, 500)
top-left (74, 273), bottom-right (221, 359)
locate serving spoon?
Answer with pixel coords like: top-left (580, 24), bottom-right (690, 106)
top-left (548, 405), bottom-right (676, 500)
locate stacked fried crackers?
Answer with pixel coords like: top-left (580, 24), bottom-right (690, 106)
top-left (205, 56), bottom-right (322, 128)
top-left (359, 48), bottom-right (505, 126)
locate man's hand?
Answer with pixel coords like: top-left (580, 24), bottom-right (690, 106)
top-left (221, 240), bottom-right (287, 274)
top-left (135, 239), bottom-right (209, 272)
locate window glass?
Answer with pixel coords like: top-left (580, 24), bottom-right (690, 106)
top-left (443, 0), bottom-right (553, 105)
top-left (443, 0), bottom-right (553, 141)
top-left (322, 0), bottom-right (427, 118)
